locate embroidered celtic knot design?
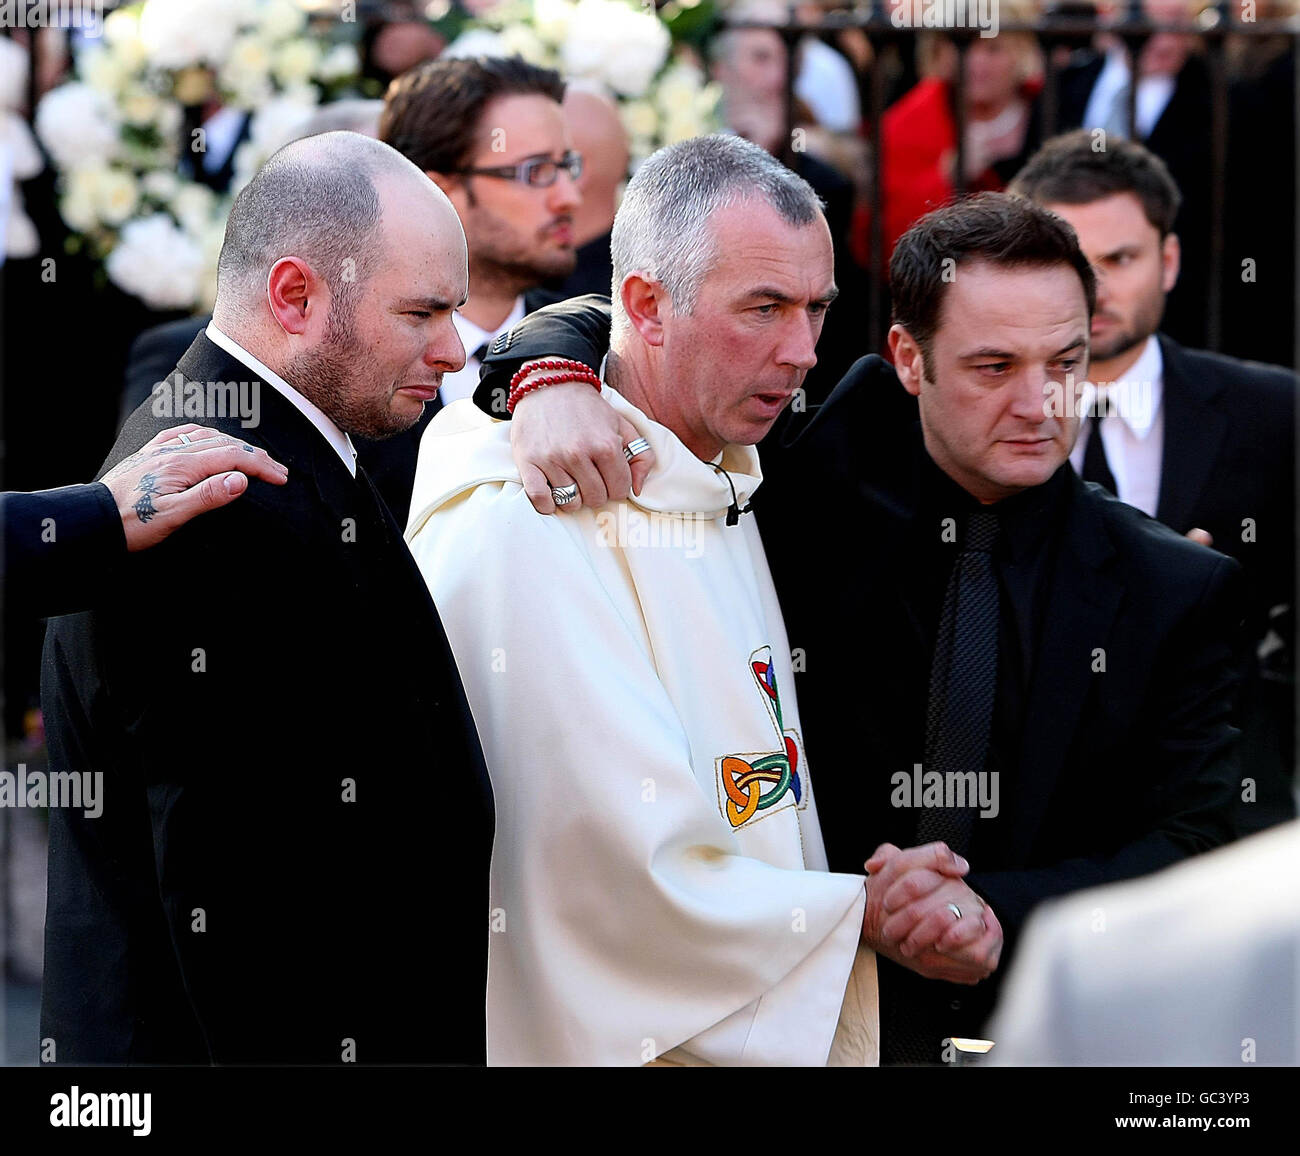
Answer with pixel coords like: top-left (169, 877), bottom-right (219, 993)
top-left (718, 647), bottom-right (804, 829)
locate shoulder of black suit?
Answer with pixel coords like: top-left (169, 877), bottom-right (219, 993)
top-left (1158, 333), bottom-right (1298, 400)
top-left (1072, 467), bottom-right (1238, 580)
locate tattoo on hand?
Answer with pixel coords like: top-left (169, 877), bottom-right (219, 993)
top-left (133, 472), bottom-right (162, 524)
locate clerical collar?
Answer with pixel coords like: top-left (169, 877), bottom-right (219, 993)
top-left (205, 322), bottom-right (357, 477)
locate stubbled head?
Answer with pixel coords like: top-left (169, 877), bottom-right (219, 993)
top-left (214, 131), bottom-right (469, 439)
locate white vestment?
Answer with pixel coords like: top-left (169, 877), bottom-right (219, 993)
top-left (406, 388), bottom-right (877, 1066)
top-left (987, 818), bottom-right (1300, 1066)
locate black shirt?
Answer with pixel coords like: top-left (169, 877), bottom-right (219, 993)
top-left (874, 443), bottom-right (1071, 1061)
top-left (910, 448), bottom-right (1071, 864)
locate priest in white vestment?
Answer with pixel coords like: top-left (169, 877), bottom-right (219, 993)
top-left (406, 135), bottom-right (878, 1066)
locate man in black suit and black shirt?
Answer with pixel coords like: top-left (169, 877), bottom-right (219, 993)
top-left (40, 132), bottom-right (493, 1065)
top-left (468, 192), bottom-right (1246, 1065)
top-left (1009, 130), bottom-right (1297, 834)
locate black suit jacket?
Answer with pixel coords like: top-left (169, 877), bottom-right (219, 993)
top-left (1223, 49), bottom-right (1296, 367)
top-left (1153, 335), bottom-right (1297, 832)
top-left (1154, 335), bottom-right (1295, 640)
top-left (118, 315), bottom-right (211, 433)
top-left (764, 357), bottom-right (1246, 1050)
top-left (42, 333), bottom-right (494, 1064)
top-left (1052, 52), bottom-right (1105, 135)
top-left (1, 484), bottom-right (125, 619)
top-left (475, 300), bottom-right (1248, 1055)
top-left (123, 291), bottom-right (564, 528)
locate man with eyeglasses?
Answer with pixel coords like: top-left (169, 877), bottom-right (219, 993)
top-left (370, 55), bottom-right (583, 523)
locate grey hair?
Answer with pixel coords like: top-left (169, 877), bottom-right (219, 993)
top-left (214, 131), bottom-right (422, 326)
top-left (609, 133), bottom-right (824, 337)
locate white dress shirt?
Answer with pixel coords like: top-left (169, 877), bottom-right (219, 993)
top-left (200, 106), bottom-right (248, 176)
top-left (1081, 47), bottom-right (1176, 140)
top-left (205, 322), bottom-right (357, 477)
top-left (438, 297), bottom-right (528, 407)
top-left (1069, 334), bottom-right (1164, 517)
top-left (795, 37), bottom-right (862, 135)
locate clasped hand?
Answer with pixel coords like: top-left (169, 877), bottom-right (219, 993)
top-left (860, 842), bottom-right (1003, 985)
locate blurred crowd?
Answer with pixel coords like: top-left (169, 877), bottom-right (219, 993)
top-left (2, 0), bottom-right (1298, 1071)
top-left (4, 0), bottom-right (1294, 442)
top-left (2, 1), bottom-right (1295, 770)
top-left (1, 0), bottom-right (1294, 767)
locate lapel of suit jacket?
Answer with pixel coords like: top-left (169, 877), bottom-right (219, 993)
top-left (846, 428), bottom-right (932, 735)
top-left (893, 437), bottom-right (939, 657)
top-left (1062, 54), bottom-right (1106, 127)
top-left (1009, 473), bottom-right (1124, 863)
top-left (1154, 334), bottom-right (1228, 532)
top-left (1146, 53), bottom-right (1209, 149)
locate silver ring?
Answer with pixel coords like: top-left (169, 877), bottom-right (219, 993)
top-left (623, 437), bottom-right (651, 462)
top-left (550, 483), bottom-right (579, 507)
top-left (946, 903), bottom-right (962, 921)
top-left (177, 432), bottom-right (192, 445)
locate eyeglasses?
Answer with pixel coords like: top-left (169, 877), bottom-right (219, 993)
top-left (456, 150), bottom-right (583, 188)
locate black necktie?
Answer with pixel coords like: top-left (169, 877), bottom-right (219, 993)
top-left (885, 510), bottom-right (1001, 1065)
top-left (916, 510), bottom-right (1000, 858)
top-left (1081, 411), bottom-right (1117, 495)
top-left (471, 342), bottom-right (490, 364)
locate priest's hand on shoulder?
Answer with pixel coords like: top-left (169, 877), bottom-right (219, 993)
top-left (861, 842), bottom-right (1004, 985)
top-left (510, 368), bottom-right (656, 514)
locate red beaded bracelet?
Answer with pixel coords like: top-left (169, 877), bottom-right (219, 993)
top-left (508, 370), bottom-right (601, 404)
top-left (507, 370), bottom-right (602, 414)
top-left (508, 358), bottom-right (599, 393)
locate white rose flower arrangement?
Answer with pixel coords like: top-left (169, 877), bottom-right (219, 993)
top-left (449, 0), bottom-right (720, 170)
top-left (1, 37), bottom-right (44, 259)
top-left (34, 0), bottom-right (359, 311)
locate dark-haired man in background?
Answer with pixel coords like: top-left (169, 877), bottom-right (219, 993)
top-left (469, 191), bottom-right (1246, 1064)
top-left (368, 54), bottom-right (580, 523)
top-left (1009, 131), bottom-right (1296, 834)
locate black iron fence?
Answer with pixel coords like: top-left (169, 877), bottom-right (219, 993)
top-left (727, 2), bottom-right (1299, 357)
